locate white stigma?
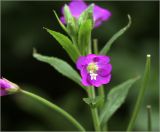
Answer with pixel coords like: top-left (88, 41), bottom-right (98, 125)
top-left (90, 71), bottom-right (98, 80)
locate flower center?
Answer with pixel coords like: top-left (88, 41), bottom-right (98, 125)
top-left (87, 62), bottom-right (99, 80)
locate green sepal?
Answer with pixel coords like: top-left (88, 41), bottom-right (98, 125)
top-left (78, 4), bottom-right (94, 27)
top-left (63, 5), bottom-right (78, 39)
top-left (63, 4), bottom-right (74, 24)
top-left (78, 19), bottom-right (92, 55)
top-left (83, 96), bottom-right (104, 108)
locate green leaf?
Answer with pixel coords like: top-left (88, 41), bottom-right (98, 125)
top-left (83, 96), bottom-right (104, 108)
top-left (33, 51), bottom-right (83, 88)
top-left (127, 55), bottom-right (151, 131)
top-left (100, 15), bottom-right (132, 55)
top-left (44, 28), bottom-right (80, 62)
top-left (78, 4), bottom-right (94, 26)
top-left (78, 20), bottom-right (92, 55)
top-left (100, 76), bottom-right (139, 125)
top-left (53, 10), bottom-right (68, 33)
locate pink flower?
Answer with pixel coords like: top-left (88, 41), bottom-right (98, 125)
top-left (60, 0), bottom-right (111, 27)
top-left (76, 54), bottom-right (112, 87)
top-left (0, 78), bottom-right (19, 96)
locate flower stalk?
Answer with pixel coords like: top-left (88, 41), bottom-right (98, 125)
top-left (20, 89), bottom-right (85, 131)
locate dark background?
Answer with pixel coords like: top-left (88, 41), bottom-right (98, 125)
top-left (1, 1), bottom-right (159, 131)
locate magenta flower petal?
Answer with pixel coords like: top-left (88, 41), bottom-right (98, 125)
top-left (88, 74), bottom-right (111, 87)
top-left (0, 78), bottom-right (19, 96)
top-left (61, 0), bottom-right (87, 24)
top-left (0, 79), bottom-right (11, 88)
top-left (92, 55), bottom-right (110, 64)
top-left (0, 79), bottom-right (11, 96)
top-left (93, 5), bottom-right (111, 27)
top-left (80, 67), bottom-right (91, 86)
top-left (0, 90), bottom-right (8, 96)
top-left (76, 54), bottom-right (112, 87)
top-left (68, 0), bottom-right (87, 18)
top-left (60, 16), bottom-right (66, 24)
top-left (97, 64), bottom-right (112, 77)
top-left (86, 54), bottom-right (98, 63)
top-left (76, 56), bottom-right (87, 70)
top-left (60, 0), bottom-right (111, 27)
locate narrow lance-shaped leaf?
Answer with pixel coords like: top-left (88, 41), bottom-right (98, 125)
top-left (100, 15), bottom-right (132, 55)
top-left (33, 51), bottom-right (83, 88)
top-left (53, 10), bottom-right (68, 33)
top-left (44, 28), bottom-right (80, 62)
top-left (100, 76), bottom-right (140, 125)
top-left (127, 54), bottom-right (151, 131)
top-left (78, 20), bottom-right (92, 55)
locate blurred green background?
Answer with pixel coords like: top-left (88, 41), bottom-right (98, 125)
top-left (1, 1), bottom-right (159, 131)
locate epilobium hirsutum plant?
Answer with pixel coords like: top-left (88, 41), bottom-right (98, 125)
top-left (1, 0), bottom-right (152, 131)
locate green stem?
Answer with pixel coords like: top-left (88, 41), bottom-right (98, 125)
top-left (87, 87), bottom-right (101, 131)
top-left (146, 105), bottom-right (152, 131)
top-left (20, 89), bottom-right (85, 131)
top-left (127, 54), bottom-right (151, 131)
top-left (98, 86), bottom-right (105, 107)
top-left (88, 40), bottom-right (92, 54)
top-left (93, 38), bottom-right (105, 106)
top-left (93, 38), bottom-right (106, 131)
top-left (93, 39), bottom-right (98, 54)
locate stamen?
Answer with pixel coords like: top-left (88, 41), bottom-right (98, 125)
top-left (87, 62), bottom-right (99, 72)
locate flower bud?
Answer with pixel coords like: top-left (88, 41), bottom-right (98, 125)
top-left (0, 78), bottom-right (19, 96)
top-left (60, 0), bottom-right (111, 28)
